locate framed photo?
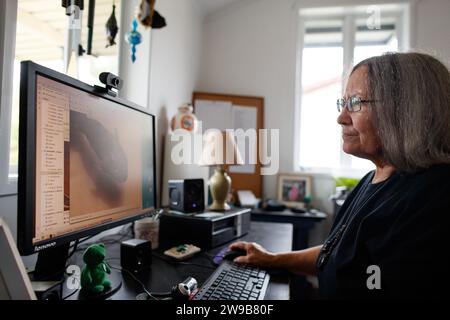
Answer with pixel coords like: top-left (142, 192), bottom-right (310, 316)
top-left (277, 173), bottom-right (312, 208)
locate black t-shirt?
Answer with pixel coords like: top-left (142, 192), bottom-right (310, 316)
top-left (317, 164), bottom-right (450, 299)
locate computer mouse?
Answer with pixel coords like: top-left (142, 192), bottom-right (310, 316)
top-left (223, 249), bottom-right (247, 261)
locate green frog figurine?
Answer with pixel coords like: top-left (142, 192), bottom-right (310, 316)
top-left (80, 243), bottom-right (112, 293)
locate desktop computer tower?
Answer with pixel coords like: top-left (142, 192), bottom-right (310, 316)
top-left (159, 208), bottom-right (251, 250)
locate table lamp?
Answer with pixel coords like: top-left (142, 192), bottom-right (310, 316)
top-left (199, 131), bottom-right (243, 211)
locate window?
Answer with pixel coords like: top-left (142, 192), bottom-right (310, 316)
top-left (0, 0), bottom-right (18, 195)
top-left (296, 4), bottom-right (410, 176)
top-left (2, 0), bottom-right (120, 194)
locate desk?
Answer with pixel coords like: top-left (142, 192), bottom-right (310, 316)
top-left (251, 208), bottom-right (327, 300)
top-left (64, 222), bottom-right (292, 300)
top-left (251, 209), bottom-right (326, 251)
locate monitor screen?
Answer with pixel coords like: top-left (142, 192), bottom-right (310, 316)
top-left (18, 62), bottom-right (156, 254)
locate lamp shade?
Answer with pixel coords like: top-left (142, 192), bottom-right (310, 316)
top-left (198, 130), bottom-right (244, 166)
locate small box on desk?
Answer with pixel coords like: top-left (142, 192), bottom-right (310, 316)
top-left (159, 208), bottom-right (251, 250)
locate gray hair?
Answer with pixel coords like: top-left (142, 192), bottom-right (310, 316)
top-left (353, 52), bottom-right (450, 172)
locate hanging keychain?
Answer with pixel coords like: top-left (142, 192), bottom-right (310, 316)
top-left (125, 3), bottom-right (142, 63)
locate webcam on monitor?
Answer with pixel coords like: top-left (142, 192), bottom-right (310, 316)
top-left (95, 72), bottom-right (123, 97)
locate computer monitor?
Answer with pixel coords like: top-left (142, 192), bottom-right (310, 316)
top-left (17, 61), bottom-right (156, 279)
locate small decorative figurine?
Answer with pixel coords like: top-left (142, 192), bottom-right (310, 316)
top-left (80, 243), bottom-right (112, 293)
top-left (125, 18), bottom-right (142, 63)
top-left (170, 103), bottom-right (199, 132)
top-left (105, 2), bottom-right (119, 48)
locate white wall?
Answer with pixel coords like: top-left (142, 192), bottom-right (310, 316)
top-left (198, 0), bottom-right (450, 216)
top-left (118, 0), bottom-right (205, 208)
top-left (149, 0), bottom-right (203, 206)
top-left (120, 0), bottom-right (203, 205)
top-left (414, 0), bottom-right (450, 66)
top-left (0, 0), bottom-right (203, 247)
top-left (199, 0), bottom-right (299, 203)
top-left (118, 0), bottom-right (152, 108)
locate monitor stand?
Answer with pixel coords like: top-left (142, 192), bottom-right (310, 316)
top-left (32, 243), bottom-right (122, 300)
top-left (33, 243), bottom-right (71, 281)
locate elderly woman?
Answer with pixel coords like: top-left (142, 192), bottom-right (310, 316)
top-left (230, 52), bottom-right (450, 299)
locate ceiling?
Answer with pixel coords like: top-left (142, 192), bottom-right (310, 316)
top-left (197, 0), bottom-right (242, 17)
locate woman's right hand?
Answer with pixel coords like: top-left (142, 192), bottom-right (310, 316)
top-left (228, 241), bottom-right (276, 268)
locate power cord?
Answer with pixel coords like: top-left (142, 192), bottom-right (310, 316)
top-left (109, 265), bottom-right (160, 300)
top-left (74, 224), bottom-right (134, 253)
top-left (62, 288), bottom-right (79, 300)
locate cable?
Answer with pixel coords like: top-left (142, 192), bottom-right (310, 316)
top-left (105, 257), bottom-right (120, 262)
top-left (74, 235), bottom-right (96, 247)
top-left (76, 238), bottom-right (123, 253)
top-left (109, 265), bottom-right (160, 300)
top-left (62, 288), bottom-right (79, 300)
top-left (149, 291), bottom-right (172, 297)
top-left (77, 223), bottom-right (133, 251)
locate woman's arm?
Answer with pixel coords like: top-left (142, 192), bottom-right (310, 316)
top-left (272, 246), bottom-right (322, 276)
top-left (229, 242), bottom-right (322, 277)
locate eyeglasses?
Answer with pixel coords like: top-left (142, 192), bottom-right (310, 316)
top-left (336, 96), bottom-right (376, 113)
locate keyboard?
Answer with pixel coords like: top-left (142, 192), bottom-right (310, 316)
top-left (192, 260), bottom-right (270, 300)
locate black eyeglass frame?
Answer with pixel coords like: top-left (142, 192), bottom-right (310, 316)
top-left (336, 96), bottom-right (377, 112)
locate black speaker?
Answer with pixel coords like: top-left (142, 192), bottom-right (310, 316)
top-left (120, 239), bottom-right (152, 273)
top-left (169, 179), bottom-right (205, 213)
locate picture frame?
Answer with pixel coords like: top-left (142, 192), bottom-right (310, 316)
top-left (277, 173), bottom-right (312, 208)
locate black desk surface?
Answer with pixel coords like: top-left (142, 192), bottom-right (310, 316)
top-left (251, 208), bottom-right (327, 222)
top-left (251, 208), bottom-right (327, 300)
top-left (65, 221), bottom-right (293, 300)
